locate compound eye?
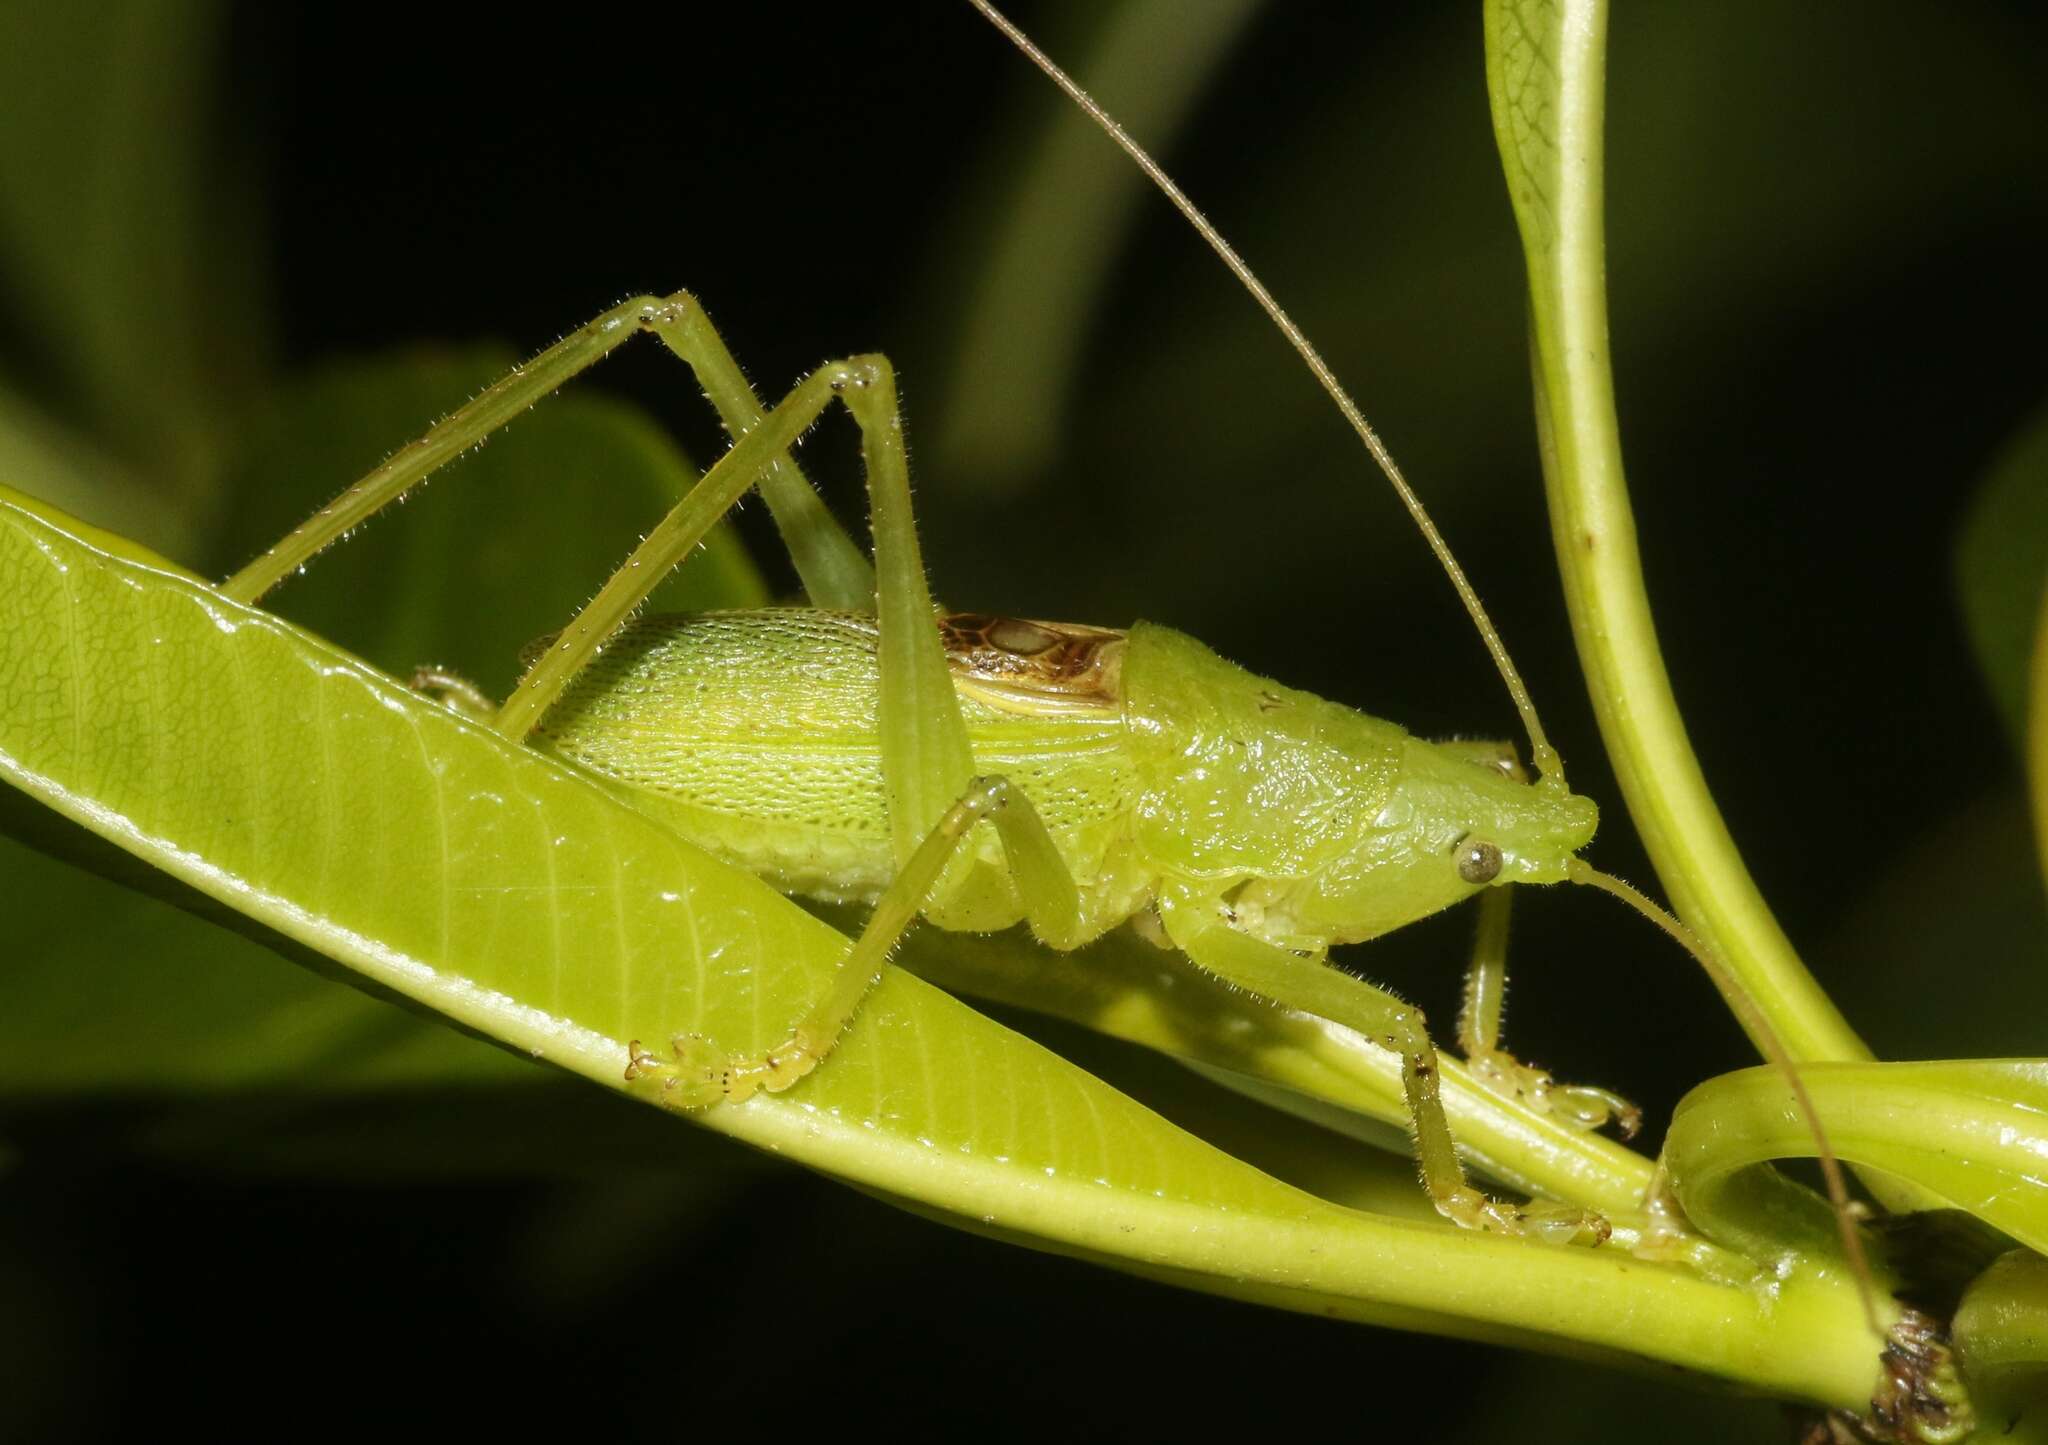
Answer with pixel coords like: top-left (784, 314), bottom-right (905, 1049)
top-left (1456, 839), bottom-right (1504, 885)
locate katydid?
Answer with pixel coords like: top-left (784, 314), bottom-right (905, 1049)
top-left (214, 7), bottom-right (1862, 1265)
top-left (226, 298), bottom-right (1617, 1241)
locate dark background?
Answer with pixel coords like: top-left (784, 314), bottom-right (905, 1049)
top-left (2, 2), bottom-right (2045, 1438)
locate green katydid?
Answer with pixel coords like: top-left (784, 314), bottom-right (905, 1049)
top-left (224, 298), bottom-right (1609, 1242)
top-left (210, 4), bottom-right (1865, 1265)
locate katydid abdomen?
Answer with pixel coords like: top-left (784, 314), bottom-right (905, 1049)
top-left (533, 609), bottom-right (1153, 938)
top-left (532, 607), bottom-right (1598, 958)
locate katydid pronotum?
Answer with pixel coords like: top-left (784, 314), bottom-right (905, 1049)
top-left (214, 4), bottom-right (1863, 1264)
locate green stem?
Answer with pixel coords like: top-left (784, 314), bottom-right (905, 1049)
top-left (1481, 0), bottom-right (1866, 1071)
top-left (1955, 1251), bottom-right (2048, 1400)
top-left (1668, 1060), bottom-right (2048, 1262)
top-left (883, 917), bottom-right (1660, 1218)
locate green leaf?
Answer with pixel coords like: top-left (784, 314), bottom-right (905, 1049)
top-left (0, 809), bottom-right (754, 1181)
top-left (1956, 401), bottom-right (2048, 751)
top-left (0, 823), bottom-right (515, 1098)
top-left (0, 484), bottom-right (1886, 1398)
top-left (0, 354), bottom-right (770, 1165)
top-left (1, 348), bottom-right (1645, 1219)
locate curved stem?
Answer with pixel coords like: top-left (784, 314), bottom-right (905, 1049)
top-left (1955, 1251), bottom-right (2048, 1392)
top-left (1481, 0), bottom-right (1868, 1073)
top-left (1667, 1060), bottom-right (2048, 1262)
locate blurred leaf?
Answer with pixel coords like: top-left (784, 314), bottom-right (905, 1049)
top-left (210, 349), bottom-right (769, 697)
top-left (0, 0), bottom-right (265, 490)
top-left (0, 380), bottom-right (188, 556)
top-left (933, 0), bottom-right (1263, 492)
top-left (1823, 791), bottom-right (2048, 1062)
top-left (1956, 401), bottom-right (2048, 750)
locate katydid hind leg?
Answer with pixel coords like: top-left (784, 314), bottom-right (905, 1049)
top-left (228, 289), bottom-right (874, 615)
top-left (499, 352), bottom-right (957, 744)
top-left (979, 780), bottom-right (1087, 950)
top-left (1155, 884), bottom-right (1607, 1245)
top-left (226, 295), bottom-right (661, 605)
top-left (841, 358), bottom-right (980, 872)
top-left (627, 774), bottom-right (1051, 1106)
top-left (639, 294), bottom-right (874, 611)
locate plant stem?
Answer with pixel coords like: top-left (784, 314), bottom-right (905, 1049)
top-left (1481, 0), bottom-right (1868, 1072)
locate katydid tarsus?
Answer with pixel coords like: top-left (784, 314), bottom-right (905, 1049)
top-left (216, 4), bottom-right (1866, 1267)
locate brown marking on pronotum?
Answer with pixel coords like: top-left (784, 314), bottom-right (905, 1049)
top-left (940, 611), bottom-right (1127, 715)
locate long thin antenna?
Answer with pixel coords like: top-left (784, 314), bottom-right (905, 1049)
top-left (969, 0), bottom-right (1564, 788)
top-left (1569, 859), bottom-right (1878, 1331)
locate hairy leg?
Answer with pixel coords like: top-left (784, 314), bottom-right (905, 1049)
top-left (627, 773), bottom-right (1084, 1105)
top-left (1157, 882), bottom-right (1607, 1244)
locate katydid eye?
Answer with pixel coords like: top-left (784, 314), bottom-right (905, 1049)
top-left (1456, 840), bottom-right (1504, 885)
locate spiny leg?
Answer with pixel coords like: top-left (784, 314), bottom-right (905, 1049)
top-left (626, 774), bottom-right (1075, 1105)
top-left (1156, 883), bottom-right (1607, 1244)
top-left (622, 341), bottom-right (1085, 1083)
top-left (234, 288), bottom-right (988, 1091)
top-left (223, 291), bottom-right (874, 612)
top-left (639, 295), bottom-right (873, 610)
top-left (491, 332), bottom-right (996, 1093)
top-left (500, 354), bottom-right (954, 742)
top-left (227, 285), bottom-right (978, 857)
top-left (1431, 740), bottom-right (1639, 1140)
top-left (1455, 888), bottom-right (1640, 1138)
top-left (630, 772), bottom-right (1088, 1104)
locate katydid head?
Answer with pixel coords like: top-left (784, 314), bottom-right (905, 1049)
top-left (1237, 732), bottom-right (1599, 949)
top-left (1122, 623), bottom-right (1597, 949)
top-left (1394, 736), bottom-right (1601, 891)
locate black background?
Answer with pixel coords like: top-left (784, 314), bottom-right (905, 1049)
top-left (4, 2), bottom-right (2047, 1439)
